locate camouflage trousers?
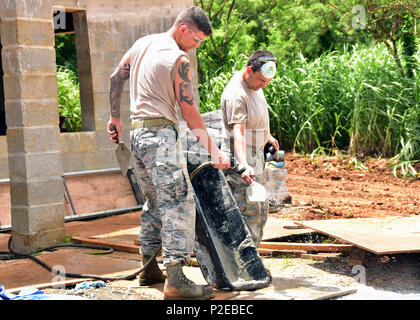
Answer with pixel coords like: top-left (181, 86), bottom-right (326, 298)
top-left (226, 146), bottom-right (269, 247)
top-left (131, 124), bottom-right (196, 267)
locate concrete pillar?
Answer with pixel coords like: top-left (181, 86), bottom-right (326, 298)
top-left (0, 0), bottom-right (65, 253)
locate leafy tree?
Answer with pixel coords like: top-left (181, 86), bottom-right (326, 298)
top-left (265, 1), bottom-right (366, 63)
top-left (55, 33), bottom-right (79, 79)
top-left (194, 0), bottom-right (277, 79)
top-left (196, 0), bottom-right (418, 79)
top-left (360, 0), bottom-right (419, 79)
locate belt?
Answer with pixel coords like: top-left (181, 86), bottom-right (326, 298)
top-left (131, 118), bottom-right (175, 130)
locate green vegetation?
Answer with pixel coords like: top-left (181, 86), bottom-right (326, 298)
top-left (55, 33), bottom-right (81, 132)
top-left (56, 66), bottom-right (81, 132)
top-left (198, 44), bottom-right (419, 177)
top-left (195, 0), bottom-right (419, 177)
top-left (55, 33), bottom-right (78, 78)
top-left (54, 1), bottom-right (419, 176)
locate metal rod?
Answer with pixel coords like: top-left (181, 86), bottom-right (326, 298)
top-left (62, 175), bottom-right (77, 215)
top-left (0, 205), bottom-right (143, 232)
top-left (0, 168), bottom-right (122, 184)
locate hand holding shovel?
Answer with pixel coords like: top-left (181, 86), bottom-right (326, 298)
top-left (107, 121), bottom-right (121, 144)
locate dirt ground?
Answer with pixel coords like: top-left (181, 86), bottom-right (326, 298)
top-left (272, 152), bottom-right (419, 221)
top-left (36, 153), bottom-right (420, 300)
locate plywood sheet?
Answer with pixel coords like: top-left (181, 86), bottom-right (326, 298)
top-left (262, 217), bottom-right (314, 241)
top-left (0, 183), bottom-right (11, 226)
top-left (296, 216), bottom-right (420, 254)
top-left (0, 172), bottom-right (138, 227)
top-left (230, 278), bottom-right (356, 300)
top-left (92, 226), bottom-right (140, 239)
top-left (64, 172), bottom-right (138, 215)
top-left (182, 266), bottom-right (355, 300)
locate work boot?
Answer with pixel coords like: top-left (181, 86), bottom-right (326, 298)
top-left (138, 255), bottom-right (167, 286)
top-left (164, 262), bottom-right (215, 300)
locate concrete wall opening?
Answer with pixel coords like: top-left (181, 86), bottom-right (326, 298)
top-left (54, 8), bottom-right (94, 133)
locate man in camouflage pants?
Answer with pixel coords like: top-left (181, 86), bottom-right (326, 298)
top-left (107, 7), bottom-right (230, 300)
top-left (131, 125), bottom-right (195, 267)
top-left (221, 50), bottom-right (280, 247)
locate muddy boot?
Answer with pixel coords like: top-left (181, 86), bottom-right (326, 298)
top-left (164, 262), bottom-right (214, 300)
top-left (138, 255), bottom-right (167, 286)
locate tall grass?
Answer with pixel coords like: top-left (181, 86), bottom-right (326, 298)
top-left (199, 44), bottom-right (419, 177)
top-left (56, 66), bottom-right (82, 132)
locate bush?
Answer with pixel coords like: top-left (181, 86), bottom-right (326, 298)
top-left (56, 66), bottom-right (81, 132)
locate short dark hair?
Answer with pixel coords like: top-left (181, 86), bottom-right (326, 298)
top-left (174, 6), bottom-right (212, 36)
top-left (247, 50), bottom-right (277, 72)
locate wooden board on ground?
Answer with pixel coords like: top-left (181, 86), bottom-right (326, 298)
top-left (0, 171), bottom-right (139, 226)
top-left (71, 236), bottom-right (140, 253)
top-left (230, 277), bottom-right (357, 300)
top-left (0, 182), bottom-right (11, 226)
top-left (0, 248), bottom-right (142, 290)
top-left (182, 266), bottom-right (355, 300)
top-left (85, 217), bottom-right (316, 247)
top-left (64, 171), bottom-right (138, 216)
top-left (296, 216), bottom-right (420, 254)
top-left (259, 241), bottom-right (354, 252)
top-left (262, 217), bottom-right (314, 241)
top-left (92, 227), bottom-right (140, 239)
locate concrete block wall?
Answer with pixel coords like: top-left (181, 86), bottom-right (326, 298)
top-left (0, 0), bottom-right (65, 252)
top-left (0, 0), bottom-right (195, 251)
top-left (0, 0), bottom-right (195, 177)
top-left (55, 0), bottom-right (195, 174)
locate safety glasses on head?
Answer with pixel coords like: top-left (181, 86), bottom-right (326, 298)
top-left (255, 56), bottom-right (278, 65)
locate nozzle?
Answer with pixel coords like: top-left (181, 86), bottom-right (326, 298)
top-left (266, 146), bottom-right (284, 162)
top-left (230, 158), bottom-right (246, 175)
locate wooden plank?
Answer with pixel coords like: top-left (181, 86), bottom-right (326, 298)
top-left (262, 217), bottom-right (315, 241)
top-left (283, 225), bottom-right (307, 230)
top-left (4, 268), bottom-right (142, 294)
top-left (300, 252), bottom-right (344, 262)
top-left (258, 248), bottom-right (307, 257)
top-left (258, 248), bottom-right (274, 256)
top-left (259, 241), bottom-right (354, 252)
top-left (0, 183), bottom-right (11, 226)
top-left (347, 247), bottom-right (367, 266)
top-left (231, 278), bottom-right (357, 300)
top-left (296, 216), bottom-right (420, 254)
top-left (71, 236), bottom-right (140, 253)
top-left (92, 227), bottom-right (140, 239)
top-left (0, 172), bottom-right (139, 226)
top-left (64, 172), bottom-right (138, 216)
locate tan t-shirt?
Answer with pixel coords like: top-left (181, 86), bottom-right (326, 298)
top-left (221, 70), bottom-right (270, 150)
top-left (129, 33), bottom-right (187, 123)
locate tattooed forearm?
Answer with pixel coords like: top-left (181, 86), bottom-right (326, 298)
top-left (177, 61), bottom-right (195, 106)
top-left (110, 63), bottom-right (130, 118)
